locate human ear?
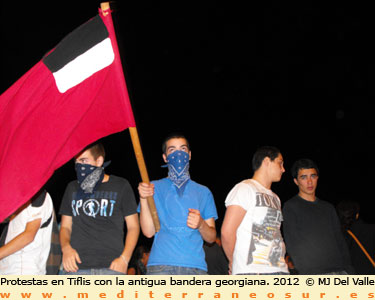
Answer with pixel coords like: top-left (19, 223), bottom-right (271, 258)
top-left (96, 156), bottom-right (104, 167)
top-left (263, 157), bottom-right (271, 166)
top-left (162, 153), bottom-right (168, 163)
top-left (293, 178), bottom-right (299, 186)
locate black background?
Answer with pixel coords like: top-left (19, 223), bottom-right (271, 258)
top-left (1, 1), bottom-right (373, 231)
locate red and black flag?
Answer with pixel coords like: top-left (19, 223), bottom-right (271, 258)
top-left (0, 8), bottom-right (135, 222)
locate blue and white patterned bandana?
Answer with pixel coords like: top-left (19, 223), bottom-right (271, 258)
top-left (75, 161), bottom-right (110, 199)
top-left (163, 150), bottom-right (190, 196)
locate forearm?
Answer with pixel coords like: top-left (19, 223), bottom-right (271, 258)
top-left (220, 205), bottom-right (246, 266)
top-left (0, 218), bottom-right (41, 260)
top-left (199, 220), bottom-right (216, 243)
top-left (139, 198), bottom-right (156, 237)
top-left (0, 231), bottom-right (35, 260)
top-left (59, 215), bottom-right (82, 271)
top-left (121, 225), bottom-right (140, 263)
top-left (110, 215), bottom-right (140, 273)
top-left (60, 227), bottom-right (73, 252)
top-left (221, 231), bottom-right (236, 264)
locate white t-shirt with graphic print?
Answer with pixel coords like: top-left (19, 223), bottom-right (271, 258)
top-left (225, 179), bottom-right (288, 275)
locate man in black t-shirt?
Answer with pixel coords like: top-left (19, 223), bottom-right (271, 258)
top-left (282, 159), bottom-right (353, 275)
top-left (59, 142), bottom-right (139, 274)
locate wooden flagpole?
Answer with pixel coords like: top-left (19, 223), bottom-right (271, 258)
top-left (100, 2), bottom-right (160, 232)
top-left (128, 127), bottom-right (160, 232)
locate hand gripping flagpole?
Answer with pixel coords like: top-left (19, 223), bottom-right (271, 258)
top-left (100, 2), bottom-right (160, 232)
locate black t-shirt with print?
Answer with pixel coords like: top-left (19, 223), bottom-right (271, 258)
top-left (59, 175), bottom-right (137, 269)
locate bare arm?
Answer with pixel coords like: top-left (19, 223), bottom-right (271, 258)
top-left (0, 218), bottom-right (41, 260)
top-left (138, 182), bottom-right (156, 238)
top-left (221, 205), bottom-right (246, 274)
top-left (60, 215), bottom-right (81, 272)
top-left (109, 213), bottom-right (140, 273)
top-left (187, 209), bottom-right (216, 243)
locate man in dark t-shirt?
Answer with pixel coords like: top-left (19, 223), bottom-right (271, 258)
top-left (282, 159), bottom-right (353, 275)
top-left (59, 142), bottom-right (139, 274)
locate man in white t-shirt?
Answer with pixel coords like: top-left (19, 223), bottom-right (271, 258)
top-left (0, 190), bottom-right (53, 275)
top-left (221, 146), bottom-right (289, 275)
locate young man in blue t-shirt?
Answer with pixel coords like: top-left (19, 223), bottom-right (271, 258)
top-left (138, 134), bottom-right (218, 275)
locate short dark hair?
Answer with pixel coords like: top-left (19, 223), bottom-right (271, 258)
top-left (162, 133), bottom-right (190, 154)
top-left (83, 142), bottom-right (106, 160)
top-left (336, 200), bottom-right (360, 231)
top-left (252, 146), bottom-right (281, 172)
top-left (133, 245), bottom-right (150, 260)
top-left (291, 158), bottom-right (319, 179)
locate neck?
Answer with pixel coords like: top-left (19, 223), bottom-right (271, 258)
top-left (298, 192), bottom-right (316, 202)
top-left (252, 173), bottom-right (272, 190)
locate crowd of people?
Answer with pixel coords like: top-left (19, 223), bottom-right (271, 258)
top-left (0, 133), bottom-right (374, 275)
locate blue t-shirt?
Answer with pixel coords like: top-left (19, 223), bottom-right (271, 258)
top-left (138, 178), bottom-right (218, 270)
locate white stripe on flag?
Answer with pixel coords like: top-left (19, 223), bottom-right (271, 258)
top-left (53, 38), bottom-right (115, 93)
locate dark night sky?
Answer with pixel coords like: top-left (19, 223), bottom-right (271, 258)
top-left (1, 1), bottom-right (373, 228)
